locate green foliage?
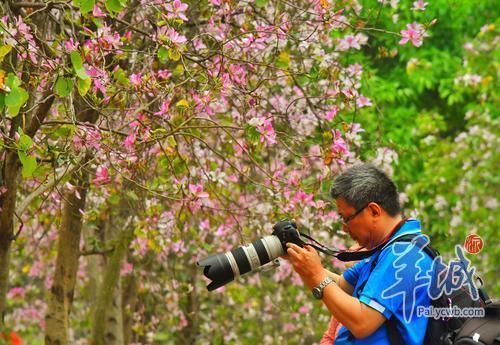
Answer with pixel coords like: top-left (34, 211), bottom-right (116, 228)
top-left (358, 10), bottom-right (500, 294)
top-left (16, 129), bottom-right (38, 178)
top-left (105, 0), bottom-right (126, 14)
top-left (4, 73), bottom-right (29, 117)
top-left (74, 0), bottom-right (95, 14)
top-left (54, 77), bottom-right (74, 97)
top-left (70, 51), bottom-right (89, 80)
top-left (0, 44), bottom-right (12, 62)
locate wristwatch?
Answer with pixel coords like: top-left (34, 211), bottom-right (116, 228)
top-left (312, 276), bottom-right (335, 299)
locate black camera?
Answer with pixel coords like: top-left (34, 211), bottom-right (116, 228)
top-left (197, 220), bottom-right (305, 291)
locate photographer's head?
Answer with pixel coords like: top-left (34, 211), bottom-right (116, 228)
top-left (330, 163), bottom-right (402, 249)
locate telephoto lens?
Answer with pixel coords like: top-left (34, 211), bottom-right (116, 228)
top-left (197, 220), bottom-right (303, 291)
top-left (197, 236), bottom-right (283, 291)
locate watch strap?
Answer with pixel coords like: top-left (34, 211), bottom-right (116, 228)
top-left (312, 276), bottom-right (334, 299)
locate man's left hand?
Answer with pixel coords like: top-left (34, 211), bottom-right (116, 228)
top-left (286, 243), bottom-right (326, 289)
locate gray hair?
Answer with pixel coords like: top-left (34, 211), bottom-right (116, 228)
top-left (330, 163), bottom-right (401, 216)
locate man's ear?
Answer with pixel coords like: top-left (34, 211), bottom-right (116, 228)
top-left (368, 202), bottom-right (382, 218)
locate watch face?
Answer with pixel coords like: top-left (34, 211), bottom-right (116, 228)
top-left (312, 287), bottom-right (322, 299)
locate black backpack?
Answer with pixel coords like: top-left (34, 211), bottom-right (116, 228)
top-left (359, 233), bottom-right (497, 345)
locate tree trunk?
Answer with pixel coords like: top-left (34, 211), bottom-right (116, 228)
top-left (90, 224), bottom-right (134, 345)
top-left (122, 272), bottom-right (138, 345)
top-left (44, 91), bottom-right (98, 344)
top-left (44, 170), bottom-right (89, 345)
top-left (181, 266), bottom-right (200, 345)
top-left (0, 151), bottom-right (20, 323)
top-left (0, 90), bottom-right (54, 323)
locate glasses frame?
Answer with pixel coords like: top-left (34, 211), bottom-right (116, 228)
top-left (340, 204), bottom-right (368, 226)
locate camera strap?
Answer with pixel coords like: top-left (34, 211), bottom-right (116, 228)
top-left (298, 232), bottom-right (341, 256)
top-left (299, 218), bottom-right (409, 262)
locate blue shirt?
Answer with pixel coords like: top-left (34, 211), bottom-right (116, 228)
top-left (334, 219), bottom-right (432, 345)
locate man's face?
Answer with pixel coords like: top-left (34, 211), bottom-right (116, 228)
top-left (335, 197), bottom-right (373, 248)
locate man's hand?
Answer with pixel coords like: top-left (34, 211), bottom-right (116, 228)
top-left (286, 243), bottom-right (326, 289)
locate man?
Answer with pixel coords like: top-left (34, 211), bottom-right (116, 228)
top-left (286, 163), bottom-right (433, 344)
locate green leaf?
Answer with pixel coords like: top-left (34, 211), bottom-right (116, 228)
top-left (105, 0), bottom-right (124, 13)
top-left (255, 0), bottom-right (268, 7)
top-left (55, 77), bottom-right (74, 97)
top-left (76, 0), bottom-right (95, 14)
top-left (175, 99), bottom-right (189, 109)
top-left (168, 48), bottom-right (181, 62)
top-left (126, 190), bottom-right (139, 201)
top-left (18, 151), bottom-right (37, 178)
top-left (157, 46), bottom-right (168, 64)
top-left (17, 133), bottom-right (33, 151)
top-left (276, 52), bottom-right (290, 69)
top-left (70, 51), bottom-right (83, 69)
top-left (77, 77), bottom-right (92, 96)
top-left (6, 73), bottom-right (21, 88)
top-left (0, 45), bottom-right (12, 63)
top-left (108, 193), bottom-right (120, 205)
top-left (70, 51), bottom-right (89, 80)
top-left (113, 68), bottom-right (129, 85)
top-left (244, 124), bottom-right (261, 144)
top-left (5, 86), bottom-right (29, 117)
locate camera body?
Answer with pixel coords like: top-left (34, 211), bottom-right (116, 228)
top-left (271, 220), bottom-right (305, 251)
top-left (197, 220), bottom-right (304, 291)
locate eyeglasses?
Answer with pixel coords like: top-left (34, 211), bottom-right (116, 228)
top-left (340, 204), bottom-right (368, 226)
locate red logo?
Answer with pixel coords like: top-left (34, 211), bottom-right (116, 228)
top-left (464, 234), bottom-right (484, 254)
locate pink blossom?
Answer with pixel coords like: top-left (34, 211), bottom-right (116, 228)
top-left (199, 219), bottom-right (210, 230)
top-left (167, 28), bottom-right (187, 44)
top-left (188, 184), bottom-right (209, 198)
top-left (229, 64), bottom-right (247, 86)
top-left (28, 260), bottom-right (43, 278)
top-left (298, 304), bottom-right (311, 314)
top-left (283, 322), bottom-right (297, 333)
top-left (157, 69), bottom-right (172, 79)
top-left (179, 313), bottom-right (188, 329)
top-left (124, 132), bottom-right (136, 148)
top-left (356, 95), bottom-right (373, 108)
top-left (350, 123), bottom-right (365, 135)
top-left (120, 261), bottom-right (133, 276)
top-left (324, 106), bottom-right (338, 121)
top-left (193, 38), bottom-right (207, 50)
top-left (193, 93), bottom-right (214, 116)
top-left (73, 127), bottom-right (101, 151)
top-left (291, 190), bottom-right (315, 207)
top-left (154, 99), bottom-right (171, 117)
top-left (171, 240), bottom-right (187, 253)
top-left (165, 0), bottom-right (189, 22)
top-left (7, 287), bottom-right (26, 299)
top-left (336, 33), bottom-right (368, 51)
top-left (256, 119), bottom-right (277, 146)
top-left (123, 31), bottom-right (132, 41)
top-left (93, 167), bottom-right (111, 186)
top-left (63, 38), bottom-right (79, 51)
top-left (331, 129), bottom-right (350, 164)
top-left (347, 63), bottom-right (363, 77)
top-left (399, 22), bottom-right (427, 47)
top-left (130, 73), bottom-right (142, 86)
top-left (92, 5), bottom-right (106, 17)
top-left (411, 0), bottom-right (428, 11)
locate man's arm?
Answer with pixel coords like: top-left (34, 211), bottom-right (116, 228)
top-left (320, 278), bottom-right (386, 339)
top-left (324, 269), bottom-right (354, 296)
top-left (287, 243), bottom-right (386, 339)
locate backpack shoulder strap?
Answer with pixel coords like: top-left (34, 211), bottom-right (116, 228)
top-left (358, 233), bottom-right (438, 345)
